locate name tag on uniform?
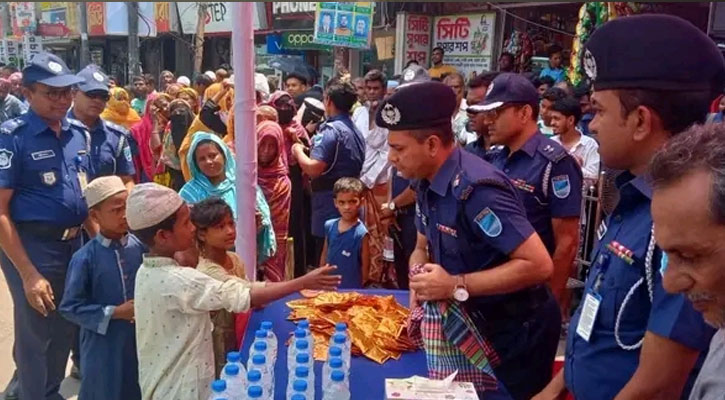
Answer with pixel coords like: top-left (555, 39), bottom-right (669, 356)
top-left (31, 150), bottom-right (55, 161)
top-left (576, 291), bottom-right (601, 342)
top-left (341, 250), bottom-right (351, 257)
top-left (436, 223), bottom-right (458, 238)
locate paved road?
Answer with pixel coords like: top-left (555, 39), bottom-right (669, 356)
top-left (0, 272), bottom-right (78, 399)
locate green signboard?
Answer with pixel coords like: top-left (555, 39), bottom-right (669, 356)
top-left (282, 31), bottom-right (331, 51)
top-left (313, 2), bottom-right (374, 49)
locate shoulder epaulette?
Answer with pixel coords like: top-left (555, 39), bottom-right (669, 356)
top-left (0, 118), bottom-right (25, 135)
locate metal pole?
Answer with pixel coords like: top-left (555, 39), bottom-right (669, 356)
top-left (127, 2), bottom-right (141, 80)
top-left (232, 2), bottom-right (258, 281)
top-left (78, 2), bottom-right (90, 68)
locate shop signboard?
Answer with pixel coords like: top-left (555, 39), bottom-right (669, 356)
top-left (86, 2), bottom-right (106, 36)
top-left (432, 13), bottom-right (496, 76)
top-left (12, 2), bottom-right (37, 36)
top-left (313, 2), bottom-right (374, 49)
top-left (154, 2), bottom-right (171, 33)
top-left (272, 2), bottom-right (317, 15)
top-left (180, 2), bottom-right (261, 35)
top-left (0, 41), bottom-right (5, 64)
top-left (284, 31), bottom-right (330, 51)
top-left (22, 35), bottom-right (43, 63)
top-left (394, 13), bottom-right (432, 73)
top-left (38, 2), bottom-right (78, 37)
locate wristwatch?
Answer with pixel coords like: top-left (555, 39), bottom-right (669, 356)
top-left (385, 202), bottom-right (396, 212)
top-left (452, 275), bottom-right (470, 302)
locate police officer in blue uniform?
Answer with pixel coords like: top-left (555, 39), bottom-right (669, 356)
top-left (69, 65), bottom-right (135, 188)
top-left (0, 52), bottom-right (92, 400)
top-left (473, 73), bottom-right (583, 320)
top-left (534, 15), bottom-right (724, 400)
top-left (291, 78), bottom-right (365, 262)
top-left (378, 81), bottom-right (560, 399)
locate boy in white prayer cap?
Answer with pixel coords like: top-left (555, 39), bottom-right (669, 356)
top-left (126, 183), bottom-right (341, 400)
top-left (60, 176), bottom-right (143, 400)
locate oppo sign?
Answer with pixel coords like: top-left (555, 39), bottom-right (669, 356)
top-left (282, 32), bottom-right (327, 50)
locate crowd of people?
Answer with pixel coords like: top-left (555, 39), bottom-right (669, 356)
top-left (1, 12), bottom-right (725, 400)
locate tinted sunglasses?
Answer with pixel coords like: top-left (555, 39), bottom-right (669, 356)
top-left (84, 91), bottom-right (111, 101)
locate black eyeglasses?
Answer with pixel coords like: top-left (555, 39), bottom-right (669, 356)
top-left (84, 91), bottom-right (111, 101)
top-left (35, 87), bottom-right (75, 101)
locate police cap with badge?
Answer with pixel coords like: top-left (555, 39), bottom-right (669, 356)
top-left (76, 65), bottom-right (110, 94)
top-left (22, 51), bottom-right (84, 87)
top-left (376, 81), bottom-right (456, 131)
top-left (468, 72), bottom-right (539, 113)
top-left (583, 14), bottom-right (725, 93)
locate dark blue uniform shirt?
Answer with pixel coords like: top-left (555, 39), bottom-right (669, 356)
top-left (310, 114), bottom-right (365, 237)
top-left (564, 173), bottom-right (715, 400)
top-left (490, 133), bottom-right (583, 253)
top-left (69, 110), bottom-right (135, 179)
top-left (0, 109), bottom-right (92, 227)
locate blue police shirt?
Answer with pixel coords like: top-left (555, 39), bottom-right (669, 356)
top-left (564, 173), bottom-right (715, 400)
top-left (490, 133), bottom-right (583, 253)
top-left (309, 114), bottom-right (365, 237)
top-left (324, 217), bottom-right (368, 289)
top-left (0, 109), bottom-right (92, 227)
top-left (69, 110), bottom-right (135, 179)
top-left (414, 147), bottom-right (534, 287)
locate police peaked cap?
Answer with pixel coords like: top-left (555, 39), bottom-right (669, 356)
top-left (375, 81), bottom-right (456, 131)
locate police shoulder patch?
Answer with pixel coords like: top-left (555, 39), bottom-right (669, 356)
top-left (0, 118), bottom-right (25, 135)
top-left (104, 120), bottom-right (130, 135)
top-left (552, 175), bottom-right (571, 199)
top-left (474, 207), bottom-right (503, 238)
top-left (0, 149), bottom-right (13, 169)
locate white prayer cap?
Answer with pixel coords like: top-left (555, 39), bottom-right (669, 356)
top-left (85, 176), bottom-right (126, 208)
top-left (205, 70), bottom-right (216, 80)
top-left (177, 76), bottom-right (191, 87)
top-left (126, 183), bottom-right (184, 231)
top-left (255, 73), bottom-right (270, 100)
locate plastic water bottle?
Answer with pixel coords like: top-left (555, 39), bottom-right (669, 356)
top-left (246, 370), bottom-right (263, 396)
top-left (220, 364), bottom-right (245, 399)
top-left (288, 339), bottom-right (309, 370)
top-left (251, 340), bottom-right (270, 363)
top-left (287, 328), bottom-right (308, 369)
top-left (225, 351), bottom-right (246, 377)
top-left (322, 370), bottom-right (350, 400)
top-left (209, 379), bottom-right (228, 400)
top-left (248, 354), bottom-right (273, 397)
top-left (290, 352), bottom-right (314, 383)
top-left (322, 357), bottom-right (344, 390)
top-left (287, 379), bottom-right (311, 400)
top-left (260, 321), bottom-right (278, 363)
top-left (287, 366), bottom-right (314, 400)
top-left (328, 346), bottom-right (349, 370)
top-left (246, 385), bottom-right (264, 400)
top-left (330, 333), bottom-right (351, 369)
top-left (298, 319), bottom-right (311, 336)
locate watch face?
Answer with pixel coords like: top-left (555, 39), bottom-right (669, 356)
top-left (453, 287), bottom-right (469, 302)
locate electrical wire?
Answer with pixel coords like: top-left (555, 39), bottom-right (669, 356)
top-left (486, 2), bottom-right (576, 37)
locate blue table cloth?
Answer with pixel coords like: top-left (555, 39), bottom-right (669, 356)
top-left (240, 289), bottom-right (427, 400)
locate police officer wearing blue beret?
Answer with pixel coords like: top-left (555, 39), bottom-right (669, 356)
top-left (534, 15), bottom-right (725, 400)
top-left (70, 65), bottom-right (135, 189)
top-left (0, 52), bottom-right (94, 400)
top-left (379, 80), bottom-right (559, 399)
top-left (471, 73), bottom-right (583, 325)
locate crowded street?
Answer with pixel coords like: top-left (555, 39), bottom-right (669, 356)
top-left (1, 2), bottom-right (725, 400)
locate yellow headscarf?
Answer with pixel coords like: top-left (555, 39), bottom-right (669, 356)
top-left (100, 87), bottom-right (141, 129)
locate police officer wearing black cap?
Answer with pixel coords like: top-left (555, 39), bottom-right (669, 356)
top-left (379, 80), bottom-right (559, 399)
top-left (0, 52), bottom-right (94, 400)
top-left (70, 65), bottom-right (135, 189)
top-left (471, 72), bottom-right (583, 326)
top-left (534, 15), bottom-right (724, 400)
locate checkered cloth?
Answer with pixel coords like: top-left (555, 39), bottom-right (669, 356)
top-left (420, 300), bottom-right (500, 393)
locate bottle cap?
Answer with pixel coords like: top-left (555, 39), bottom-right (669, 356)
top-left (294, 328), bottom-right (306, 338)
top-left (252, 354), bottom-right (266, 365)
top-left (331, 370), bottom-right (345, 382)
top-left (333, 333), bottom-right (346, 344)
top-left (299, 320), bottom-right (310, 329)
top-left (224, 364), bottom-right (239, 376)
top-left (253, 341), bottom-right (267, 351)
top-left (247, 369), bottom-right (261, 382)
top-left (295, 366), bottom-right (309, 378)
top-left (261, 321), bottom-right (273, 330)
top-left (247, 385), bottom-right (263, 398)
top-left (211, 379), bottom-right (226, 392)
top-left (291, 395), bottom-right (306, 400)
top-left (255, 329), bottom-right (267, 339)
top-left (296, 353), bottom-right (310, 364)
top-left (296, 339), bottom-right (309, 350)
top-left (329, 346), bottom-right (342, 357)
top-left (226, 351), bottom-right (241, 363)
top-left (335, 322), bottom-right (348, 331)
top-left (293, 379), bottom-right (308, 391)
top-left (330, 357), bottom-right (343, 369)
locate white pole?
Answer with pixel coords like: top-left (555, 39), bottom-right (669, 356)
top-left (232, 2), bottom-right (257, 281)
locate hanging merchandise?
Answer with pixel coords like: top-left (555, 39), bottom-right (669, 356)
top-left (503, 30), bottom-right (533, 74)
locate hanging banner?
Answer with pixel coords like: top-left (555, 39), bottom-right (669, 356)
top-left (12, 2), bottom-right (37, 36)
top-left (154, 2), bottom-right (171, 33)
top-left (313, 2), bottom-right (374, 49)
top-left (87, 2), bottom-right (106, 36)
top-left (22, 35), bottom-right (43, 63)
top-left (4, 39), bottom-right (21, 67)
top-left (394, 13), bottom-right (432, 73)
top-left (179, 2), bottom-right (261, 34)
top-left (432, 13), bottom-right (496, 76)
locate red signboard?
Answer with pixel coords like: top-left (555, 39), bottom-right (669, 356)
top-left (37, 23), bottom-right (71, 37)
top-left (154, 2), bottom-right (170, 33)
top-left (86, 2), bottom-right (106, 36)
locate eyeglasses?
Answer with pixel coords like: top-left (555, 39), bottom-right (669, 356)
top-left (35, 87), bottom-right (75, 101)
top-left (481, 104), bottom-right (522, 122)
top-left (84, 91), bottom-right (110, 101)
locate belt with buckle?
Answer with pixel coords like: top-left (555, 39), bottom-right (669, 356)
top-left (15, 222), bottom-right (83, 242)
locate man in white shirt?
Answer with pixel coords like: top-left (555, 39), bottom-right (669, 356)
top-left (443, 72), bottom-right (472, 146)
top-left (353, 69), bottom-right (390, 190)
top-left (549, 96), bottom-right (600, 186)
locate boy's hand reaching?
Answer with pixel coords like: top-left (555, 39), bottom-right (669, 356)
top-left (112, 300), bottom-right (135, 322)
top-left (301, 265), bottom-right (342, 291)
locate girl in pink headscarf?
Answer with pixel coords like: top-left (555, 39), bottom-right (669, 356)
top-left (257, 120), bottom-right (291, 282)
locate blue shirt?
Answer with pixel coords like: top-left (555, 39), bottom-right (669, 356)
top-left (564, 173), bottom-right (715, 400)
top-left (69, 110), bottom-right (135, 179)
top-left (578, 113), bottom-right (595, 137)
top-left (0, 109), bottom-right (93, 227)
top-left (59, 233), bottom-right (144, 400)
top-left (324, 218), bottom-right (368, 289)
top-left (414, 148), bottom-right (535, 301)
top-left (309, 114), bottom-right (365, 236)
top-left (539, 67), bottom-right (566, 83)
top-left (490, 133), bottom-right (583, 253)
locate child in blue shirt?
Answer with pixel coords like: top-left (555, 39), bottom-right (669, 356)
top-left (539, 44), bottom-right (566, 83)
top-left (320, 177), bottom-right (370, 288)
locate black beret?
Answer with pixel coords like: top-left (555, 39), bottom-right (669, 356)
top-left (584, 15), bottom-right (725, 93)
top-left (375, 81), bottom-right (456, 130)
